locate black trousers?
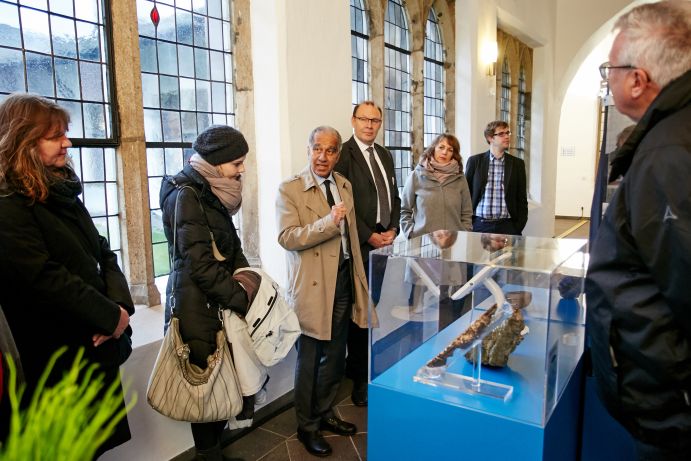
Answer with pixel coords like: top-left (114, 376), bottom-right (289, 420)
top-left (472, 217), bottom-right (520, 235)
top-left (346, 253), bottom-right (384, 384)
top-left (190, 420), bottom-right (227, 451)
top-left (295, 261), bottom-right (352, 431)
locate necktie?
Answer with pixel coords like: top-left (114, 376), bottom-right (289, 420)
top-left (323, 179), bottom-right (348, 263)
top-left (323, 179), bottom-right (336, 208)
top-left (367, 146), bottom-right (391, 229)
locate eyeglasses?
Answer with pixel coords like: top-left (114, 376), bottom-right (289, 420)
top-left (311, 145), bottom-right (339, 157)
top-left (493, 130), bottom-right (511, 137)
top-left (353, 116), bottom-right (382, 125)
top-left (599, 61), bottom-right (637, 80)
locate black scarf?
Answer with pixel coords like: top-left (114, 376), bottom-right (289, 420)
top-left (47, 166), bottom-right (83, 206)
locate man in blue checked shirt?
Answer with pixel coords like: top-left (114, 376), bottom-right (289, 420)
top-left (465, 120), bottom-right (528, 235)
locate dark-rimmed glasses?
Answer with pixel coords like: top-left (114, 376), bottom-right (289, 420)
top-left (599, 61), bottom-right (636, 80)
top-left (493, 130), bottom-right (511, 137)
top-left (353, 116), bottom-right (382, 125)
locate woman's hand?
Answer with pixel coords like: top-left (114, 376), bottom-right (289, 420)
top-left (93, 306), bottom-right (130, 347)
top-left (113, 306), bottom-right (130, 338)
top-left (92, 333), bottom-right (111, 347)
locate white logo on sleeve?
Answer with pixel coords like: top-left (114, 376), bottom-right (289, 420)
top-left (663, 205), bottom-right (678, 222)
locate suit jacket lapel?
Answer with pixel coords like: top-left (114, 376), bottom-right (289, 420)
top-left (349, 137), bottom-right (376, 190)
top-left (503, 153), bottom-right (513, 189)
top-left (335, 174), bottom-right (354, 230)
top-left (335, 174), bottom-right (353, 216)
top-left (480, 151), bottom-right (490, 190)
top-left (299, 167), bottom-right (330, 216)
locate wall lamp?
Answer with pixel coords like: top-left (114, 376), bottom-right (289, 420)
top-left (482, 41), bottom-right (498, 77)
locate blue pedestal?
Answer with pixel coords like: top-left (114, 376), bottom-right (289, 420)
top-left (368, 305), bottom-right (584, 461)
top-left (580, 374), bottom-right (636, 460)
top-left (369, 358), bottom-right (582, 461)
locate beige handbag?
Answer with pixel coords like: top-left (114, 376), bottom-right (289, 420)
top-left (146, 317), bottom-right (243, 422)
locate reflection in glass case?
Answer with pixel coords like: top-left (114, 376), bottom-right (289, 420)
top-left (368, 231), bottom-right (587, 460)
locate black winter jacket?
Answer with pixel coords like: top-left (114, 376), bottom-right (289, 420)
top-left (160, 165), bottom-right (248, 367)
top-left (586, 70), bottom-right (691, 446)
top-left (0, 169), bottom-right (135, 450)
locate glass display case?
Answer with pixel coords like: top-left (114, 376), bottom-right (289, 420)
top-left (367, 231), bottom-right (588, 461)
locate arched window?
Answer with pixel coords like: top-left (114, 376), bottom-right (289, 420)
top-left (500, 57), bottom-right (511, 123)
top-left (497, 29), bottom-right (532, 186)
top-left (423, 8), bottom-right (445, 147)
top-left (0, 0), bottom-right (122, 260)
top-left (517, 65), bottom-right (527, 160)
top-left (137, 0), bottom-right (237, 276)
top-left (350, 0), bottom-right (369, 105)
top-left (384, 0), bottom-right (411, 192)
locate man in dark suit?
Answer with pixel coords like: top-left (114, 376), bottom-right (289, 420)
top-left (335, 101), bottom-right (401, 407)
top-left (465, 120), bottom-right (528, 235)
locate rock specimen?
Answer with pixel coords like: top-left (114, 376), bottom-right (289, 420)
top-left (426, 304), bottom-right (498, 368)
top-left (465, 308), bottom-right (526, 367)
top-left (426, 291), bottom-right (532, 369)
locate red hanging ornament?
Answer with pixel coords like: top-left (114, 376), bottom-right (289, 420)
top-left (150, 4), bottom-right (160, 29)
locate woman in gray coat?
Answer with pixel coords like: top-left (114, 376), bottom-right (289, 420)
top-left (400, 134), bottom-right (473, 329)
top-left (400, 134), bottom-right (472, 238)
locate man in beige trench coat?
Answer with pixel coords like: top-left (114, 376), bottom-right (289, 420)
top-left (277, 126), bottom-right (373, 457)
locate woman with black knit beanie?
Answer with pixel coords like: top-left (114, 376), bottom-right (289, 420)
top-left (159, 125), bottom-right (259, 461)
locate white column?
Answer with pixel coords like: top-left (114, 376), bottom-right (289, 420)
top-left (455, 0), bottom-right (498, 160)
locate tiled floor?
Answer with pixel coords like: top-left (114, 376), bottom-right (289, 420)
top-left (554, 217), bottom-right (589, 239)
top-left (220, 379), bottom-right (366, 461)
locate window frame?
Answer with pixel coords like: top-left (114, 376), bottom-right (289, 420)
top-left (423, 7), bottom-right (445, 148)
top-left (0, 0), bottom-right (121, 147)
top-left (384, 0), bottom-right (412, 194)
top-left (500, 57), bottom-right (511, 123)
top-left (137, 0), bottom-right (239, 277)
top-left (350, 0), bottom-right (370, 106)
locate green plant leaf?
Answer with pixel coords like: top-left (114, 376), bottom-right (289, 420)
top-left (0, 348), bottom-right (137, 460)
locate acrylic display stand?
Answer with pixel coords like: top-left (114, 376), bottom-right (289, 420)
top-left (366, 232), bottom-right (588, 461)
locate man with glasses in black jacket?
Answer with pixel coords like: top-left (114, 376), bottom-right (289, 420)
top-left (586, 2), bottom-right (691, 459)
top-left (465, 120), bottom-right (528, 235)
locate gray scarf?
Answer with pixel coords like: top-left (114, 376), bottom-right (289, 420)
top-left (421, 157), bottom-right (460, 184)
top-left (189, 154), bottom-right (243, 215)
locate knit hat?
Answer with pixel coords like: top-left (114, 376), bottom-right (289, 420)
top-left (193, 125), bottom-right (249, 165)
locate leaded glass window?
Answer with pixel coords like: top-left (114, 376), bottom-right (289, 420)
top-left (137, 0), bottom-right (237, 277)
top-left (350, 0), bottom-right (369, 105)
top-left (71, 147), bottom-right (121, 257)
top-left (500, 57), bottom-right (511, 123)
top-left (517, 65), bottom-right (527, 161)
top-left (423, 8), bottom-right (444, 148)
top-left (0, 0), bottom-right (122, 260)
top-left (384, 0), bottom-right (411, 193)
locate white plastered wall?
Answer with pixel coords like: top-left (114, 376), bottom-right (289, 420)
top-left (555, 38), bottom-right (613, 218)
top-left (456, 0), bottom-right (555, 237)
top-left (251, 0), bottom-right (353, 287)
top-left (555, 1), bottom-right (645, 217)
